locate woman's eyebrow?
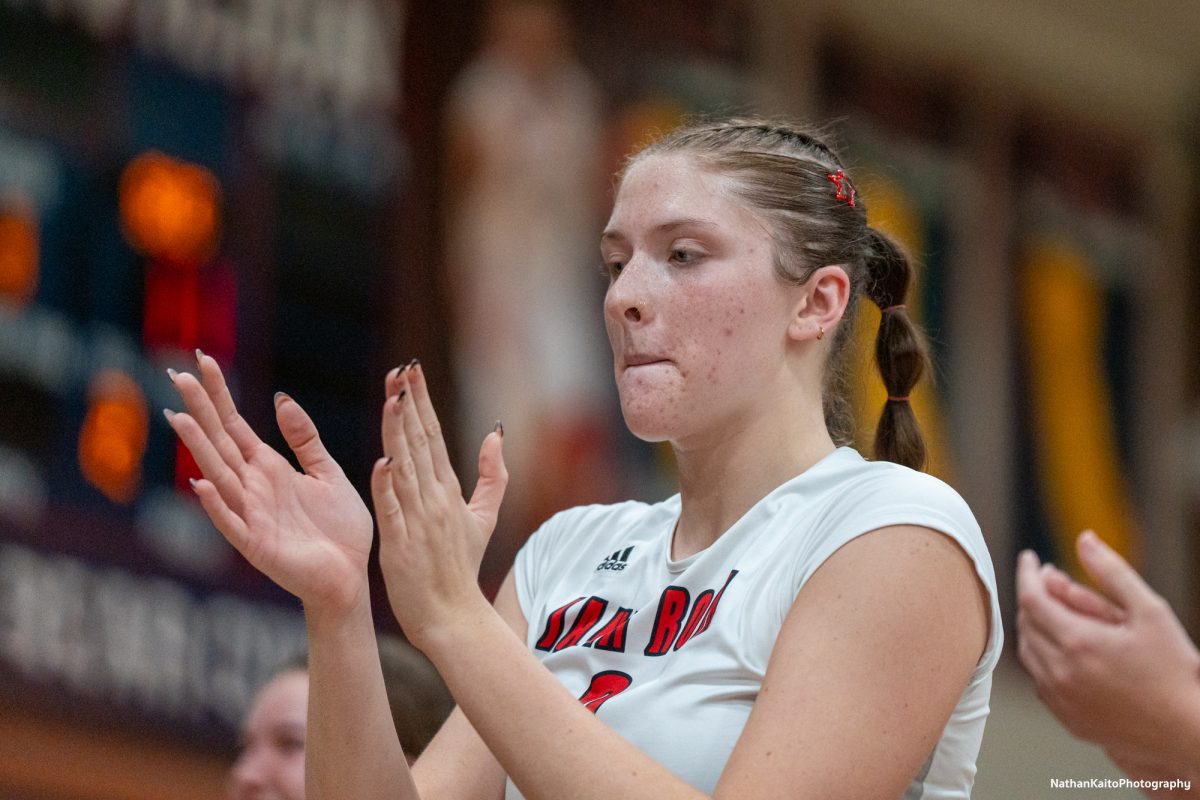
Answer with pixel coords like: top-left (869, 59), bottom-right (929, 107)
top-left (271, 721), bottom-right (307, 737)
top-left (601, 217), bottom-right (718, 243)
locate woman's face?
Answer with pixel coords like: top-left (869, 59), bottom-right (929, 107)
top-left (228, 669), bottom-right (308, 800)
top-left (602, 152), bottom-right (801, 446)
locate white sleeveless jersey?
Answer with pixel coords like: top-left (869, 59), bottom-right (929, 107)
top-left (509, 447), bottom-right (1003, 800)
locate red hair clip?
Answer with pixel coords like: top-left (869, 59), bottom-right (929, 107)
top-left (827, 169), bottom-right (856, 207)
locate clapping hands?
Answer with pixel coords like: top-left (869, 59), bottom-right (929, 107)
top-left (1017, 531), bottom-right (1200, 777)
top-left (168, 355), bottom-right (509, 650)
top-left (369, 361), bottom-right (507, 649)
top-left (166, 353), bottom-right (374, 613)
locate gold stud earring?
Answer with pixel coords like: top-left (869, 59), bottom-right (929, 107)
top-left (816, 325), bottom-right (825, 341)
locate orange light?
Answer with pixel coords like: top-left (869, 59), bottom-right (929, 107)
top-left (0, 202), bottom-right (39, 307)
top-left (119, 151), bottom-right (221, 264)
top-left (78, 370), bottom-right (149, 504)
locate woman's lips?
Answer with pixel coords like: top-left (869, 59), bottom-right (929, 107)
top-left (624, 354), bottom-right (668, 368)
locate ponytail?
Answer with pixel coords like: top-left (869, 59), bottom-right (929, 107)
top-left (863, 228), bottom-right (930, 470)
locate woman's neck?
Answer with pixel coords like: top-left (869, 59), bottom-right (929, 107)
top-left (670, 405), bottom-right (836, 561)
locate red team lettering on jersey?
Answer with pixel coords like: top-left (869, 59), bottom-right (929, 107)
top-left (577, 670), bottom-right (633, 712)
top-left (537, 570), bottom-right (739, 708)
top-left (536, 570), bottom-right (739, 656)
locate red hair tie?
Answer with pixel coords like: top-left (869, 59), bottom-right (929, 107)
top-left (826, 170), bottom-right (856, 207)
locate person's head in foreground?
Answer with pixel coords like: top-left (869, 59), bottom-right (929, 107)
top-left (602, 118), bottom-right (927, 466)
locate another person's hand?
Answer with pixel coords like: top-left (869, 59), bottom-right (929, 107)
top-left (166, 353), bottom-right (374, 612)
top-left (370, 362), bottom-right (507, 648)
top-left (1017, 531), bottom-right (1200, 773)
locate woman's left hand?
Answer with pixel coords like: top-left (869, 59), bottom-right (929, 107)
top-left (371, 361), bottom-right (508, 650)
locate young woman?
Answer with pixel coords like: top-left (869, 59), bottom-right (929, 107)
top-left (168, 118), bottom-right (1002, 800)
top-left (228, 636), bottom-right (452, 800)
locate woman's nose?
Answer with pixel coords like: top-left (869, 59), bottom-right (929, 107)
top-left (229, 750), bottom-right (267, 796)
top-left (605, 260), bottom-right (651, 325)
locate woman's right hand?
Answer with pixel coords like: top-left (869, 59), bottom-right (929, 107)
top-left (166, 353), bottom-right (374, 614)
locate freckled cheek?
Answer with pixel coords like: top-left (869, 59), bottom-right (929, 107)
top-left (602, 316), bottom-right (622, 357)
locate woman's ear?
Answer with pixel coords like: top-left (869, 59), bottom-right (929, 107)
top-left (787, 265), bottom-right (851, 343)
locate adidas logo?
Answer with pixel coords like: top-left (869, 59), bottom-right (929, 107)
top-left (595, 545), bottom-right (634, 572)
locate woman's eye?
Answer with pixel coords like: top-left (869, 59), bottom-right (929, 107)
top-left (276, 735), bottom-right (305, 755)
top-left (602, 260), bottom-right (625, 277)
top-left (670, 249), bottom-right (694, 264)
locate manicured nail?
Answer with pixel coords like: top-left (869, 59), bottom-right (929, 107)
top-left (408, 357), bottom-right (420, 370)
top-left (166, 368), bottom-right (178, 383)
top-left (188, 477), bottom-right (199, 493)
top-left (274, 391), bottom-right (291, 408)
top-left (494, 420), bottom-right (504, 436)
top-left (163, 408), bottom-right (176, 422)
top-left (391, 391), bottom-right (406, 412)
top-left (385, 457), bottom-right (393, 466)
top-left (195, 348), bottom-right (205, 366)
top-left (387, 365), bottom-right (401, 382)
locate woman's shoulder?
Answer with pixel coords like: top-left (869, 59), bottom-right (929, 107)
top-left (805, 448), bottom-right (973, 518)
top-left (767, 448), bottom-right (985, 571)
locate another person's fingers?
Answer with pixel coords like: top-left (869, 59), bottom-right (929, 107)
top-left (165, 410), bottom-right (246, 514)
top-left (1075, 530), bottom-right (1158, 615)
top-left (406, 361), bottom-right (457, 485)
top-left (1015, 606), bottom-right (1058, 685)
top-left (274, 392), bottom-right (346, 482)
top-left (195, 351), bottom-right (266, 460)
top-left (1016, 553), bottom-right (1101, 646)
top-left (1015, 549), bottom-right (1045, 598)
top-left (1043, 564), bottom-right (1126, 624)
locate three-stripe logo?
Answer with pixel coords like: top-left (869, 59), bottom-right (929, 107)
top-left (595, 545), bottom-right (634, 572)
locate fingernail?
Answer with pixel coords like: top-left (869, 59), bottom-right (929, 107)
top-left (387, 365), bottom-right (401, 382)
top-left (163, 408), bottom-right (176, 422)
top-left (385, 456), bottom-right (394, 466)
top-left (188, 477), bottom-right (199, 493)
top-left (494, 420), bottom-right (504, 436)
top-left (166, 367), bottom-right (178, 383)
top-left (391, 391), bottom-right (406, 412)
top-left (274, 391), bottom-right (291, 408)
top-left (195, 348), bottom-right (205, 366)
top-left (408, 357), bottom-right (420, 370)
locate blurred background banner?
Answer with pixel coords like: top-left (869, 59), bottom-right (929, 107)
top-left (0, 0), bottom-right (1197, 797)
top-left (0, 0), bottom-right (409, 794)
